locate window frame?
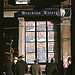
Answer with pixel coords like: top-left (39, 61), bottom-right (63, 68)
top-left (25, 17), bottom-right (59, 64)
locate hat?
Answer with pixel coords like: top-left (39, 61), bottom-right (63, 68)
top-left (34, 59), bottom-right (39, 63)
top-left (51, 58), bottom-right (55, 62)
top-left (18, 55), bottom-right (24, 59)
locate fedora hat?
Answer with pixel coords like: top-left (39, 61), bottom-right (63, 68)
top-left (18, 55), bottom-right (24, 59)
top-left (34, 59), bottom-right (39, 62)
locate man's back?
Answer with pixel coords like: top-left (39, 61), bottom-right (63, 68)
top-left (30, 64), bottom-right (41, 75)
top-left (45, 63), bottom-right (57, 75)
top-left (5, 60), bottom-right (13, 75)
top-left (15, 60), bottom-right (28, 75)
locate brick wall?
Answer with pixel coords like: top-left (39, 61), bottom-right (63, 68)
top-left (62, 25), bottom-right (71, 56)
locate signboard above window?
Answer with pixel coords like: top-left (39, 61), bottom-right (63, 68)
top-left (16, 0), bottom-right (28, 4)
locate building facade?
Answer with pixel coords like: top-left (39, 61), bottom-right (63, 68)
top-left (4, 0), bottom-right (71, 74)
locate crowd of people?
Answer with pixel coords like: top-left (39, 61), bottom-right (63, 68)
top-left (3, 54), bottom-right (72, 75)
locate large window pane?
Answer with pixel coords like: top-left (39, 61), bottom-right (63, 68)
top-left (26, 21), bottom-right (35, 31)
top-left (37, 21), bottom-right (46, 31)
top-left (26, 32), bottom-right (35, 42)
top-left (37, 32), bottom-right (46, 42)
top-left (26, 43), bottom-right (35, 52)
top-left (26, 53), bottom-right (35, 63)
top-left (37, 42), bottom-right (46, 62)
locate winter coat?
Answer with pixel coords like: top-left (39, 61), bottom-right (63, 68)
top-left (15, 60), bottom-right (28, 75)
top-left (4, 60), bottom-right (13, 75)
top-left (45, 63), bottom-right (57, 75)
top-left (30, 64), bottom-right (41, 75)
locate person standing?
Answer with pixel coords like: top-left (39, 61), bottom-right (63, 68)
top-left (45, 58), bottom-right (58, 75)
top-left (30, 59), bottom-right (42, 75)
top-left (66, 57), bottom-right (72, 75)
top-left (4, 54), bottom-right (13, 75)
top-left (12, 57), bottom-right (18, 75)
top-left (15, 55), bottom-right (28, 75)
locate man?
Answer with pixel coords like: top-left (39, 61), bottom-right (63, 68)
top-left (30, 59), bottom-right (42, 75)
top-left (45, 58), bottom-right (57, 75)
top-left (4, 53), bottom-right (13, 75)
top-left (15, 55), bottom-right (28, 75)
top-left (66, 57), bottom-right (72, 75)
top-left (12, 56), bottom-right (18, 75)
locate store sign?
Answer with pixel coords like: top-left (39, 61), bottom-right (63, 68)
top-left (17, 10), bottom-right (70, 16)
top-left (16, 0), bottom-right (28, 4)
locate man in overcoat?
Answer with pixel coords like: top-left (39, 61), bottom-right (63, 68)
top-left (15, 55), bottom-right (28, 75)
top-left (45, 58), bottom-right (58, 75)
top-left (4, 54), bottom-right (13, 75)
top-left (30, 59), bottom-right (42, 75)
top-left (66, 57), bottom-right (72, 75)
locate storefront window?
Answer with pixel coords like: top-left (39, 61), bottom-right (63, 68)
top-left (25, 21), bottom-right (58, 63)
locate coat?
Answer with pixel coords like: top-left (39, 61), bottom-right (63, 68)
top-left (15, 60), bottom-right (28, 75)
top-left (30, 64), bottom-right (41, 75)
top-left (4, 60), bottom-right (13, 75)
top-left (66, 64), bottom-right (72, 75)
top-left (12, 62), bottom-right (15, 75)
top-left (45, 63), bottom-right (57, 75)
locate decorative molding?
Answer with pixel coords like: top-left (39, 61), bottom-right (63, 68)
top-left (61, 19), bottom-right (71, 25)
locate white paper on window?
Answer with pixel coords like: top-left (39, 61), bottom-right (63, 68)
top-left (26, 53), bottom-right (35, 63)
top-left (47, 21), bottom-right (54, 31)
top-left (48, 42), bottom-right (54, 52)
top-left (26, 32), bottom-right (35, 42)
top-left (37, 21), bottom-right (46, 31)
top-left (48, 32), bottom-right (54, 41)
top-left (26, 21), bottom-right (35, 31)
top-left (37, 42), bottom-right (46, 62)
top-left (26, 43), bottom-right (35, 52)
top-left (37, 32), bottom-right (46, 41)
top-left (48, 53), bottom-right (54, 63)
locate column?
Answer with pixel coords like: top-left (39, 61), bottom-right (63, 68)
top-left (61, 16), bottom-right (71, 67)
top-left (18, 17), bottom-right (25, 60)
